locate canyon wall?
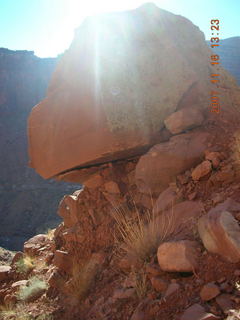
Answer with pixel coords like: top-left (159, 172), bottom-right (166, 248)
top-left (0, 48), bottom-right (76, 250)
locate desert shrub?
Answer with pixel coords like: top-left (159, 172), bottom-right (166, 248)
top-left (112, 204), bottom-right (178, 262)
top-left (18, 276), bottom-right (48, 302)
top-left (15, 255), bottom-right (36, 274)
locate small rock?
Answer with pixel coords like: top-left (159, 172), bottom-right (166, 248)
top-left (200, 283), bottom-right (220, 301)
top-left (220, 282), bottom-right (233, 293)
top-left (104, 181), bottom-right (120, 194)
top-left (0, 266), bottom-right (12, 282)
top-left (188, 192), bottom-right (197, 200)
top-left (164, 283), bottom-right (180, 298)
top-left (205, 152), bottom-right (221, 168)
top-left (211, 194), bottom-right (222, 205)
top-left (157, 240), bottom-right (199, 272)
top-left (177, 173), bottom-right (189, 185)
top-left (153, 186), bottom-right (178, 214)
top-left (234, 270), bottom-right (240, 277)
top-left (113, 288), bottom-right (135, 300)
top-left (216, 294), bottom-right (234, 313)
top-left (164, 108), bottom-right (204, 135)
top-left (150, 277), bottom-right (168, 293)
top-left (131, 310), bottom-right (147, 320)
top-left (192, 160), bottom-right (212, 181)
top-left (198, 210), bottom-right (240, 263)
top-left (180, 303), bottom-right (219, 320)
top-left (217, 277), bottom-right (226, 284)
top-left (45, 252), bottom-right (54, 265)
top-left (11, 280), bottom-right (28, 290)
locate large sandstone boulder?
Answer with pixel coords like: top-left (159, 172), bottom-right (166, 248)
top-left (135, 131), bottom-right (210, 194)
top-left (28, 3), bottom-right (229, 182)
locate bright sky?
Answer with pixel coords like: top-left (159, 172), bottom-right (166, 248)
top-left (0, 0), bottom-right (239, 58)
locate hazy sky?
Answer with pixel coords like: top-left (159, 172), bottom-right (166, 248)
top-left (0, 0), bottom-right (239, 58)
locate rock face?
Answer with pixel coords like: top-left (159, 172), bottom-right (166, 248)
top-left (27, 3), bottom-right (236, 182)
top-left (0, 48), bottom-right (76, 250)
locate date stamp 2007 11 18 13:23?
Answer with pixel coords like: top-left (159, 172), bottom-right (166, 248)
top-left (210, 19), bottom-right (220, 114)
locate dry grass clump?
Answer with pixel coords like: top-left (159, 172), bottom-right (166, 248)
top-left (45, 228), bottom-right (55, 240)
top-left (111, 204), bottom-right (177, 262)
top-left (132, 269), bottom-right (148, 299)
top-left (0, 303), bottom-right (35, 320)
top-left (0, 303), bottom-right (53, 320)
top-left (66, 256), bottom-right (99, 302)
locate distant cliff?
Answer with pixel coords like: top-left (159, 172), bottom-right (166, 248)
top-left (208, 37), bottom-right (240, 85)
top-left (0, 48), bottom-right (76, 250)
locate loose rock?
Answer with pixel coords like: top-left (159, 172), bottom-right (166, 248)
top-left (198, 210), bottom-right (240, 263)
top-left (200, 283), bottom-right (220, 301)
top-left (192, 160), bottom-right (212, 181)
top-left (0, 266), bottom-right (12, 282)
top-left (164, 108), bottom-right (204, 134)
top-left (157, 240), bottom-right (199, 272)
top-left (150, 277), bottom-right (168, 293)
top-left (180, 304), bottom-right (220, 320)
top-left (135, 132), bottom-right (210, 194)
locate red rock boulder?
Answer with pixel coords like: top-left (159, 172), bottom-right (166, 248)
top-left (135, 131), bottom-right (210, 195)
top-left (198, 210), bottom-right (240, 263)
top-left (28, 3), bottom-right (215, 182)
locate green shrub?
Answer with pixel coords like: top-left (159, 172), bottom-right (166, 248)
top-left (18, 276), bottom-right (48, 302)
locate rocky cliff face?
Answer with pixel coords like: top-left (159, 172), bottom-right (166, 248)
top-left (208, 37), bottom-right (240, 85)
top-left (0, 48), bottom-right (76, 250)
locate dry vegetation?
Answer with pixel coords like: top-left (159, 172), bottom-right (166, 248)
top-left (111, 204), bottom-right (177, 263)
top-left (0, 302), bottom-right (53, 320)
top-left (66, 256), bottom-right (100, 302)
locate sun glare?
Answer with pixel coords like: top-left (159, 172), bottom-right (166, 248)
top-left (37, 0), bottom-right (148, 57)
